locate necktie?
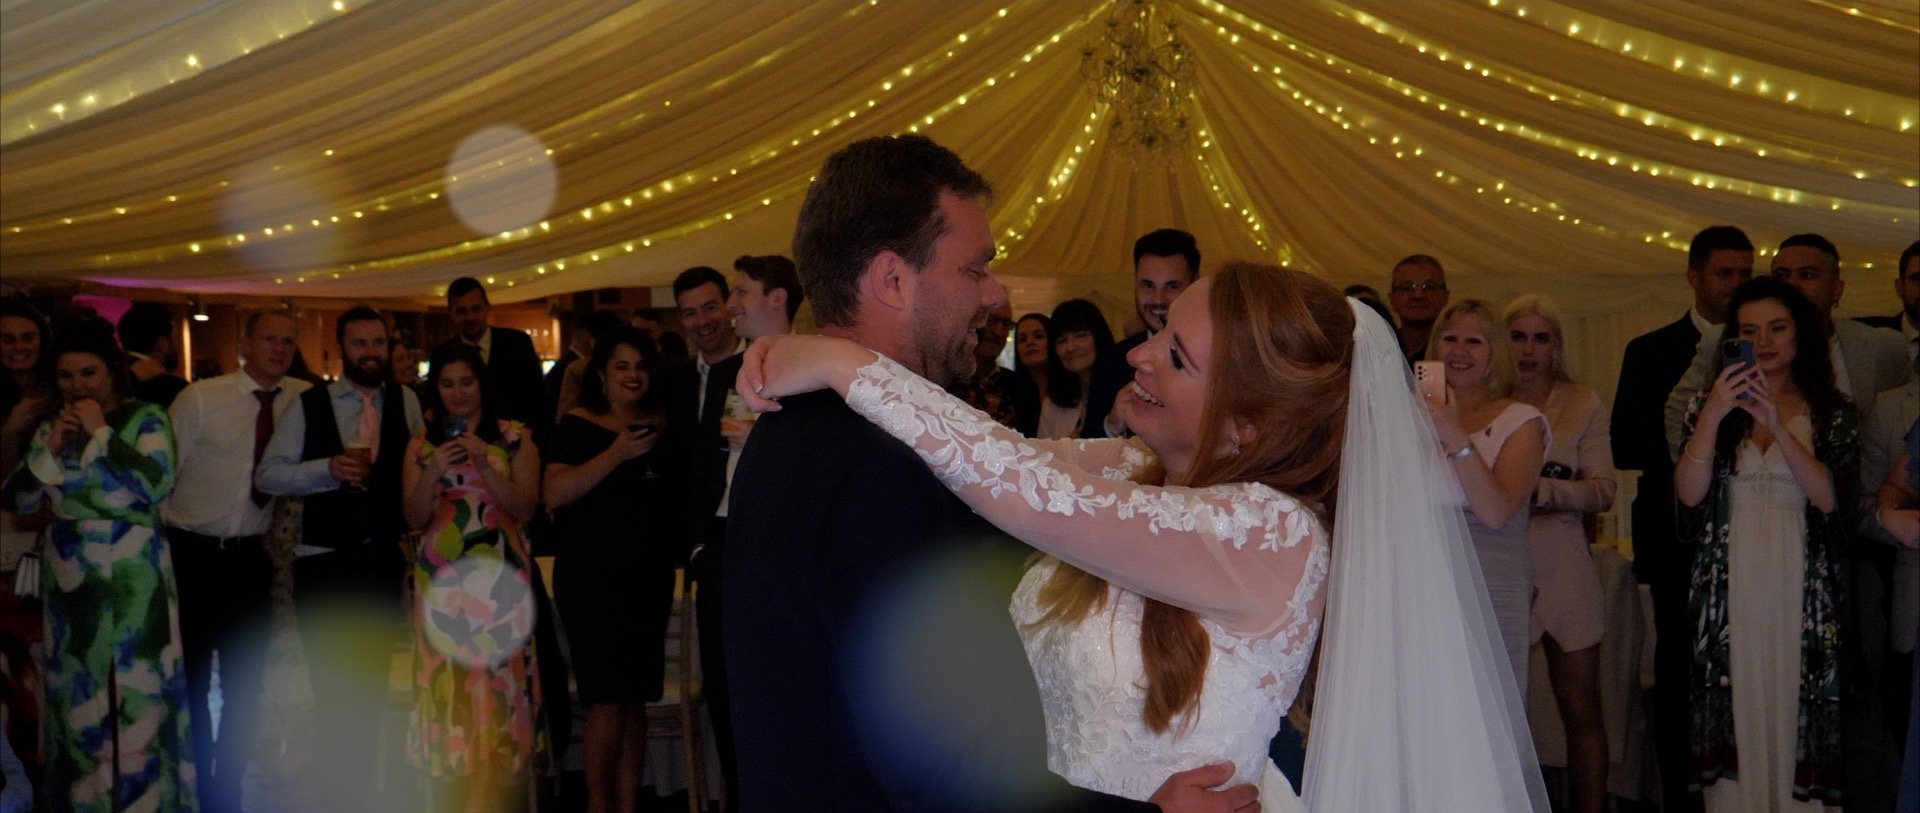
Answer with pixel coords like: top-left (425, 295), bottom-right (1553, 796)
top-left (357, 388), bottom-right (381, 463)
top-left (251, 388), bottom-right (280, 507)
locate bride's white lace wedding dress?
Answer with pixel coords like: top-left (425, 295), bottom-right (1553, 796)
top-left (844, 355), bottom-right (1328, 803)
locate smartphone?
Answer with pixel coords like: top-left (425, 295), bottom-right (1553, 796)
top-left (1414, 360), bottom-right (1446, 402)
top-left (1721, 338), bottom-right (1756, 371)
top-left (444, 415), bottom-right (469, 439)
top-left (1721, 339), bottom-right (1756, 400)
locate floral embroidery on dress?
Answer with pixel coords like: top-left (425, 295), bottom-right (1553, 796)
top-left (843, 355), bottom-right (1329, 795)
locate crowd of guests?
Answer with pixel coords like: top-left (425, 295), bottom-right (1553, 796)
top-left (0, 214), bottom-right (1915, 813)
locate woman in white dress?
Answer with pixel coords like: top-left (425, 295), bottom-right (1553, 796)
top-left (1676, 277), bottom-right (1854, 811)
top-left (1506, 294), bottom-right (1613, 813)
top-left (1423, 299), bottom-right (1548, 693)
top-left (741, 262), bottom-right (1548, 811)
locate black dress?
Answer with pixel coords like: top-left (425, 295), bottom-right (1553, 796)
top-left (546, 413), bottom-right (687, 704)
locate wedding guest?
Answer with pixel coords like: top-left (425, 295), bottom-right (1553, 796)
top-left (947, 295), bottom-right (1019, 430)
top-left (1423, 298), bottom-right (1547, 692)
top-left (0, 298), bottom-right (53, 776)
top-left (2, 317), bottom-right (195, 813)
top-left (403, 343), bottom-right (547, 812)
top-left (544, 327), bottom-right (689, 813)
top-left (118, 302), bottom-right (189, 408)
top-left (163, 309), bottom-right (309, 813)
top-left (1675, 277), bottom-right (1854, 810)
top-left (437, 277), bottom-right (549, 441)
top-left (1343, 284), bottom-right (1395, 329)
top-left (1037, 298), bottom-right (1115, 439)
top-left (1008, 312), bottom-right (1049, 436)
top-left (1083, 228), bottom-right (1200, 439)
top-left (256, 305), bottom-right (424, 813)
top-left (1874, 417), bottom-right (1918, 813)
top-left (1618, 224), bottom-right (1752, 811)
top-left (553, 310), bottom-right (629, 420)
top-left (1391, 254), bottom-right (1450, 363)
top-left (1867, 362), bottom-right (1920, 790)
top-left (1506, 294), bottom-right (1612, 813)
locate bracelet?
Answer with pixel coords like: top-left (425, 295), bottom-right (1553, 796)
top-left (1683, 447), bottom-right (1712, 465)
top-left (1445, 444), bottom-right (1475, 460)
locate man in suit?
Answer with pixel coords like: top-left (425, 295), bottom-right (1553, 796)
top-left (1388, 254), bottom-right (1450, 363)
top-left (686, 254), bottom-right (804, 803)
top-left (1768, 233), bottom-right (1915, 811)
top-left (725, 134), bottom-right (1245, 812)
top-left (257, 306), bottom-right (424, 813)
top-left (1611, 224), bottom-right (1752, 812)
top-left (439, 276), bottom-right (548, 439)
top-left (1083, 228), bottom-right (1198, 439)
top-left (1856, 241), bottom-right (1919, 363)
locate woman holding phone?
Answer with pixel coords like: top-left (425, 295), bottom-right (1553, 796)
top-left (544, 326), bottom-right (689, 813)
top-left (1675, 277), bottom-right (1854, 811)
top-left (1422, 298), bottom-right (1548, 695)
top-left (402, 342), bottom-right (547, 812)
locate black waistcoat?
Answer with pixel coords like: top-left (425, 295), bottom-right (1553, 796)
top-left (297, 382), bottom-right (412, 548)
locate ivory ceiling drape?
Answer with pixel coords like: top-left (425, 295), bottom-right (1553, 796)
top-left (3, 0), bottom-right (1916, 351)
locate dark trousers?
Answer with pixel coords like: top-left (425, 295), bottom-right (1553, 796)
top-left (291, 541), bottom-right (406, 813)
top-left (1649, 568), bottom-right (1702, 812)
top-left (172, 530), bottom-right (275, 813)
top-left (691, 517), bottom-right (738, 806)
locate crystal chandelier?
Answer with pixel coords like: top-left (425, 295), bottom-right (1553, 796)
top-left (1080, 0), bottom-right (1196, 154)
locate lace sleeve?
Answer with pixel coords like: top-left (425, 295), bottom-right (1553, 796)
top-left (1016, 436), bottom-right (1156, 482)
top-left (846, 355), bottom-right (1324, 635)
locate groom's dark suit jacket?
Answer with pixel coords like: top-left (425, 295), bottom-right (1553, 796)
top-left (724, 391), bottom-right (1156, 812)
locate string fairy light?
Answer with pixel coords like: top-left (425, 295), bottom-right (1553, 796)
top-left (1194, 0), bottom-right (1914, 226)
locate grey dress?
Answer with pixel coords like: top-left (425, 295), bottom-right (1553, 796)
top-left (1465, 402), bottom-right (1550, 693)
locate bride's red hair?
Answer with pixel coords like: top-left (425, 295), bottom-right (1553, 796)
top-left (1029, 262), bottom-right (1354, 733)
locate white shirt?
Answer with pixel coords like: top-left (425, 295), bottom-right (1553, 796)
top-left (695, 337), bottom-right (749, 417)
top-left (256, 379), bottom-right (425, 556)
top-left (164, 370), bottom-right (312, 538)
top-left (1829, 337), bottom-right (1854, 397)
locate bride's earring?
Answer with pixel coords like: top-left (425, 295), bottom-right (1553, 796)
top-left (1227, 433), bottom-right (1243, 457)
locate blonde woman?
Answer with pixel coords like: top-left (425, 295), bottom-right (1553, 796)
top-left (1424, 298), bottom-right (1548, 693)
top-left (1506, 294), bottom-right (1612, 813)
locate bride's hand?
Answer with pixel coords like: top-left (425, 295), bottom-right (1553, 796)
top-left (734, 334), bottom-right (878, 413)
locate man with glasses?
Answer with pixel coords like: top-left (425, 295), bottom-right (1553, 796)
top-left (1388, 254), bottom-right (1450, 362)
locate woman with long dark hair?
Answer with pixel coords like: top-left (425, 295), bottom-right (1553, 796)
top-left (1676, 276), bottom-right (1855, 811)
top-left (1036, 299), bottom-right (1115, 439)
top-left (1, 316), bottom-right (194, 813)
top-left (543, 327), bottom-right (689, 813)
top-left (1007, 312), bottom-right (1049, 436)
top-left (401, 342), bottom-right (546, 813)
top-left (0, 298), bottom-right (53, 779)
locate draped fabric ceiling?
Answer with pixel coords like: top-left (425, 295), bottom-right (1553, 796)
top-left (2, 0), bottom-right (1917, 388)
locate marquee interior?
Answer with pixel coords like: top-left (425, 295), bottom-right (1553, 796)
top-left (3, 0), bottom-right (1917, 391)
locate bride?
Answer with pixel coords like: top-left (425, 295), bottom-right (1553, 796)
top-left (739, 262), bottom-right (1548, 811)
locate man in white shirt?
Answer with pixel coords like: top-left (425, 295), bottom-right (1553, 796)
top-left (164, 309), bottom-right (309, 813)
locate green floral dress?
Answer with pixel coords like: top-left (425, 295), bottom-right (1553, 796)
top-left (1, 400), bottom-right (194, 813)
top-left (405, 420), bottom-right (547, 778)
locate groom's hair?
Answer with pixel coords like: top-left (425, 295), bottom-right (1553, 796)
top-left (792, 135), bottom-right (992, 329)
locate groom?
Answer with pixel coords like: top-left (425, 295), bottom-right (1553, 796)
top-left (724, 135), bottom-right (1254, 812)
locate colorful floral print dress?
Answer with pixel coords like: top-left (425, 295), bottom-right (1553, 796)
top-left (404, 419), bottom-right (547, 778)
top-left (1, 400), bottom-right (195, 813)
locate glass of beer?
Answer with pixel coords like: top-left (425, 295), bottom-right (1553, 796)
top-left (343, 437), bottom-right (373, 490)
